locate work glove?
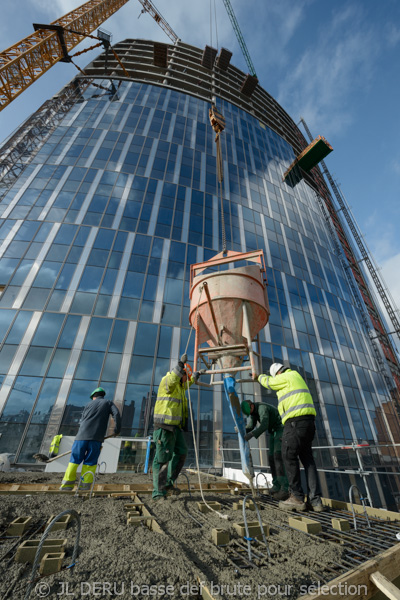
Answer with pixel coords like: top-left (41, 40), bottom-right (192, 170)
top-left (249, 372), bottom-right (259, 380)
top-left (234, 426), bottom-right (238, 433)
top-left (244, 431), bottom-right (254, 442)
top-left (194, 369), bottom-right (207, 381)
top-left (173, 361), bottom-right (186, 378)
top-left (180, 353), bottom-right (188, 364)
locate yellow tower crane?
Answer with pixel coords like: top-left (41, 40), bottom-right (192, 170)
top-left (0, 0), bottom-right (131, 112)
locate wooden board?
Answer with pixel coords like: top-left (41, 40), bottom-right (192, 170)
top-left (299, 544), bottom-right (400, 600)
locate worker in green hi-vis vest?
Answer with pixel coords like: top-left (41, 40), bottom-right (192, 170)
top-left (152, 353), bottom-right (205, 501)
top-left (241, 400), bottom-right (289, 500)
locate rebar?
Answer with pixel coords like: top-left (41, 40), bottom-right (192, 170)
top-left (242, 494), bottom-right (271, 561)
top-left (24, 509), bottom-right (81, 600)
top-left (255, 472), bottom-right (269, 495)
top-left (349, 484), bottom-right (371, 531)
top-left (75, 470), bottom-right (96, 498)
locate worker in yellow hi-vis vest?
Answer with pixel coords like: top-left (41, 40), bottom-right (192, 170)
top-left (49, 434), bottom-right (63, 458)
top-left (256, 363), bottom-right (325, 513)
top-left (152, 353), bottom-right (205, 501)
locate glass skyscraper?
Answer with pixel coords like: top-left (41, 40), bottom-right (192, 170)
top-left (0, 39), bottom-right (399, 508)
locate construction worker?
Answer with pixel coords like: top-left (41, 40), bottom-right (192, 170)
top-left (241, 400), bottom-right (289, 500)
top-left (152, 353), bottom-right (204, 501)
top-left (49, 434), bottom-right (63, 458)
top-left (255, 363), bottom-right (325, 512)
top-left (60, 387), bottom-right (121, 491)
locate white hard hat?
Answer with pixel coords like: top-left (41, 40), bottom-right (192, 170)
top-left (270, 363), bottom-right (284, 377)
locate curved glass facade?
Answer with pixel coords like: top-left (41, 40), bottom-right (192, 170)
top-left (0, 40), bottom-right (399, 508)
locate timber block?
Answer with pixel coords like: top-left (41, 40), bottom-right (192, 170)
top-left (127, 516), bottom-right (156, 528)
top-left (331, 518), bottom-right (350, 532)
top-left (233, 521), bottom-right (269, 539)
top-left (39, 552), bottom-right (65, 576)
top-left (46, 514), bottom-right (71, 531)
top-left (230, 488), bottom-right (239, 495)
top-left (15, 539), bottom-right (66, 564)
top-left (232, 502), bottom-right (241, 510)
top-left (124, 503), bottom-right (144, 511)
top-left (197, 502), bottom-right (221, 514)
top-left (238, 499), bottom-right (255, 510)
top-left (289, 516), bottom-right (321, 534)
top-left (7, 516), bottom-right (32, 536)
top-left (211, 528), bottom-right (230, 546)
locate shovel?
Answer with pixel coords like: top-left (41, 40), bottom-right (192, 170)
top-left (33, 435), bottom-right (115, 464)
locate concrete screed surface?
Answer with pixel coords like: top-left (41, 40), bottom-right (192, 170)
top-left (0, 471), bottom-right (344, 600)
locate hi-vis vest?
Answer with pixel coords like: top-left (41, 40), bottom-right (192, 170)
top-left (49, 434), bottom-right (63, 456)
top-left (258, 369), bottom-right (316, 425)
top-left (153, 371), bottom-right (194, 428)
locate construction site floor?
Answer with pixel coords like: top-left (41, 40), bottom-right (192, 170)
top-left (0, 470), bottom-right (399, 599)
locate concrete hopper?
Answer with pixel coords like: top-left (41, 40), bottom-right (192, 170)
top-left (189, 250), bottom-right (269, 379)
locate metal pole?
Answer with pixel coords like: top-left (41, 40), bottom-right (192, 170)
top-left (354, 444), bottom-right (374, 507)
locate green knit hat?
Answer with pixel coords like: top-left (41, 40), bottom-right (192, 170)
top-left (241, 400), bottom-right (251, 416)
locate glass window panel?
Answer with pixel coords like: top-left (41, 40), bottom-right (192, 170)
top-left (83, 317), bottom-right (112, 351)
top-left (70, 292), bottom-right (96, 314)
top-left (128, 355), bottom-right (154, 384)
top-left (160, 303), bottom-right (181, 326)
top-left (122, 272), bottom-right (144, 298)
top-left (157, 326), bottom-right (172, 358)
top-left (78, 266), bottom-right (104, 293)
top-left (121, 384), bottom-right (152, 435)
top-left (33, 261), bottom-right (62, 287)
top-left (75, 350), bottom-right (104, 380)
top-left (47, 348), bottom-right (71, 378)
top-left (153, 358), bottom-right (170, 388)
top-left (93, 295), bottom-right (111, 316)
top-left (55, 264), bottom-right (77, 290)
top-left (102, 353), bottom-right (122, 382)
top-left (9, 260), bottom-right (34, 285)
top-left (5, 311), bottom-right (32, 345)
top-left (0, 344), bottom-right (17, 375)
top-left (0, 309), bottom-right (16, 344)
top-left (58, 315), bottom-right (81, 348)
top-left (133, 323), bottom-right (158, 356)
top-left (164, 277), bottom-right (183, 304)
top-left (20, 347), bottom-right (52, 376)
top-left (0, 376), bottom-right (42, 421)
top-left (109, 320), bottom-right (128, 353)
top-left (117, 297), bottom-right (139, 319)
top-left (32, 313), bottom-right (64, 347)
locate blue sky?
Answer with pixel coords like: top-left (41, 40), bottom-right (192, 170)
top-left (1, 0), bottom-right (400, 340)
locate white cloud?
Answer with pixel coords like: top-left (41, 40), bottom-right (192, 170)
top-left (276, 3), bottom-right (378, 136)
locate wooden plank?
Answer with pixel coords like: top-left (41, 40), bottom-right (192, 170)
top-left (370, 572), bottom-right (400, 600)
top-left (298, 544), bottom-right (400, 600)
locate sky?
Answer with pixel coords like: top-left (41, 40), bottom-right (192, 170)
top-left (1, 0), bottom-right (400, 344)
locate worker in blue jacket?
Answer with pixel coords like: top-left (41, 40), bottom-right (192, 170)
top-left (241, 400), bottom-right (289, 500)
top-left (60, 387), bottom-right (121, 491)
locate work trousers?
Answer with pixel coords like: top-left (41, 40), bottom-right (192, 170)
top-left (282, 418), bottom-right (321, 504)
top-left (61, 440), bottom-right (102, 490)
top-left (152, 427), bottom-right (187, 498)
top-left (269, 428), bottom-right (288, 492)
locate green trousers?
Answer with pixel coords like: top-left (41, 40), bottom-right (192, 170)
top-left (269, 428), bottom-right (289, 492)
top-left (152, 427), bottom-right (187, 498)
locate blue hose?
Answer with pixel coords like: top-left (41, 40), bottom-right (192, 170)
top-left (223, 376), bottom-right (254, 480)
